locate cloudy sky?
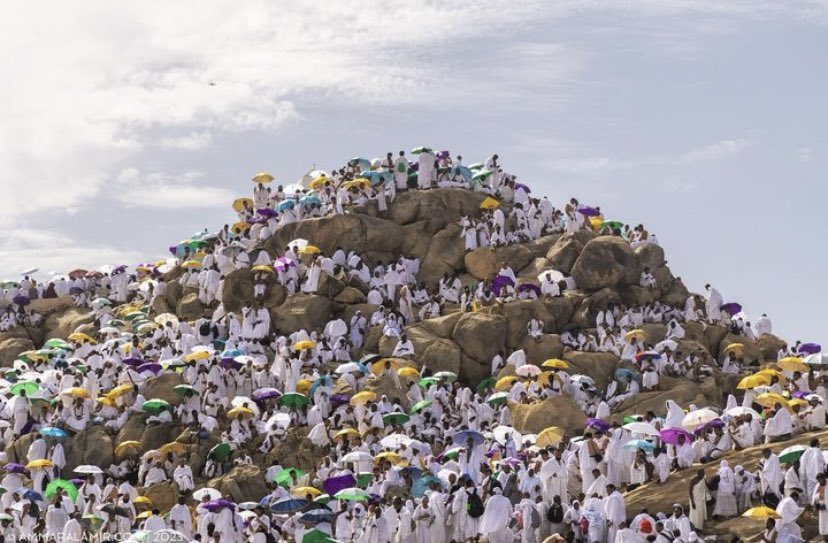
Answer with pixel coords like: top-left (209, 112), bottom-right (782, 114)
top-left (1, 1), bottom-right (825, 344)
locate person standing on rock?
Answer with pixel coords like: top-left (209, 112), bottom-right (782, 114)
top-left (704, 284), bottom-right (723, 322)
top-left (799, 437), bottom-right (825, 500)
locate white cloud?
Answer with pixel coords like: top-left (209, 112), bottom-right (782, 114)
top-left (157, 131), bottom-right (214, 150)
top-left (796, 147), bottom-right (813, 162)
top-left (114, 168), bottom-right (235, 209)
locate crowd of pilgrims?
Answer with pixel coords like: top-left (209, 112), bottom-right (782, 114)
top-left (0, 149), bottom-right (825, 543)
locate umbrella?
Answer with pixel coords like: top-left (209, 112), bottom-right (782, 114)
top-left (45, 479), bottom-right (78, 502)
top-left (26, 459), bottom-right (54, 470)
top-left (382, 412), bottom-right (410, 425)
top-left (622, 422), bottom-right (659, 436)
top-left (724, 343), bottom-right (745, 355)
top-left (742, 506), bottom-right (780, 519)
top-left (720, 302), bottom-right (742, 316)
top-left (725, 406), bottom-right (762, 419)
top-left (10, 381), bottom-right (38, 396)
top-left (777, 358), bottom-right (808, 373)
top-left (227, 406), bottom-right (255, 419)
top-left (137, 362), bottom-right (161, 374)
top-left (615, 368), bottom-right (640, 381)
top-left (486, 391), bottom-right (510, 406)
top-left (300, 510), bottom-right (334, 526)
top-left (203, 499), bottom-right (235, 512)
top-left (473, 170), bottom-right (494, 182)
top-left (252, 172), bottom-right (274, 184)
top-left (495, 375), bottom-right (519, 391)
top-left (659, 427), bottom-right (694, 445)
top-left (374, 451), bottom-right (405, 465)
top-left (208, 442), bottom-right (232, 461)
top-left (23, 490), bottom-right (43, 501)
top-left (232, 197), bottom-right (253, 212)
top-left (173, 384), bottom-right (199, 397)
top-left (193, 488), bottom-right (222, 501)
top-left (490, 274), bottom-right (515, 295)
top-left (577, 206), bottom-right (600, 217)
top-left (411, 146), bottom-right (432, 154)
top-left (623, 439), bottom-right (655, 452)
top-left (798, 342), bottom-right (822, 355)
top-left (271, 498), bottom-right (309, 514)
top-left (341, 451), bottom-right (372, 465)
top-left (350, 391), bottom-right (376, 406)
top-left (4, 463), bottom-right (25, 474)
top-left (419, 377), bottom-right (440, 389)
top-left (453, 430), bottom-right (484, 446)
top-left (158, 442), bottom-right (188, 457)
top-left (334, 488), bottom-right (369, 502)
top-left (114, 441), bottom-right (141, 458)
top-left (409, 399), bottom-right (432, 413)
top-left (73, 465), bottom-right (103, 475)
top-left (40, 427), bottom-right (68, 439)
top-left (681, 408), bottom-right (720, 430)
top-left (516, 364), bottom-right (541, 378)
top-left (634, 351), bottom-right (660, 362)
top-left (13, 295), bottom-right (30, 306)
top-left (570, 374), bottom-right (595, 385)
top-left (755, 393), bottom-right (790, 409)
top-left (278, 200), bottom-right (297, 212)
top-left (586, 418), bottom-right (611, 432)
top-left (625, 329), bottom-right (646, 343)
top-left (142, 399), bottom-right (170, 414)
top-left (275, 468), bottom-right (305, 487)
top-left (334, 428), bottom-right (359, 441)
top-left (280, 392), bottom-right (310, 408)
top-left (541, 359), bottom-right (569, 370)
top-left (779, 444), bottom-right (807, 465)
top-left (536, 426), bottom-right (564, 447)
top-left (323, 474), bottom-right (357, 496)
top-left (537, 270), bottom-right (565, 283)
top-left (737, 374), bottom-right (770, 390)
top-left (479, 196), bottom-right (499, 210)
top-left (293, 340), bottom-right (316, 351)
top-left (252, 388), bottom-right (281, 402)
top-left (599, 220), bottom-right (625, 231)
top-left (517, 283), bottom-right (541, 296)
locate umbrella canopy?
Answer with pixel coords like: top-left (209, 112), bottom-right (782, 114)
top-left (382, 412), bottom-right (410, 426)
top-left (333, 488), bottom-right (369, 502)
top-left (279, 392), bottom-right (310, 408)
top-left (622, 422), bottom-right (659, 436)
top-left (142, 399), bottom-right (170, 414)
top-left (45, 479), bottom-right (78, 502)
top-left (742, 506), bottom-right (780, 519)
top-left (779, 444), bottom-right (807, 465)
top-left (541, 359), bottom-right (569, 370)
top-left (252, 172), bottom-right (274, 184)
top-left (192, 488), bottom-right (222, 501)
top-left (778, 357), bottom-right (808, 373)
top-left (515, 364), bottom-right (541, 378)
top-left (798, 342), bottom-right (822, 355)
top-left (536, 426), bottom-right (564, 447)
top-left (486, 391), bottom-right (510, 406)
top-left (232, 197), bottom-right (253, 212)
top-left (755, 393), bottom-right (790, 409)
top-left (623, 439), bottom-right (655, 452)
top-left (73, 465), bottom-right (104, 475)
top-left (208, 442), bottom-right (232, 461)
top-left (275, 468), bottom-right (305, 487)
top-left (26, 459), bottom-right (54, 470)
top-left (681, 408), bottom-right (720, 430)
top-left (625, 329), bottom-right (646, 343)
top-left (323, 474), bottom-right (357, 496)
top-left (10, 381), bottom-right (38, 396)
top-left (173, 384), bottom-right (199, 397)
top-left (293, 340), bottom-right (316, 351)
top-left (720, 302), bottom-right (743, 316)
top-left (453, 429), bottom-right (484, 446)
top-left (494, 375), bottom-right (519, 391)
top-left (202, 499), bottom-right (235, 512)
top-left (737, 374), bottom-right (770, 390)
top-left (114, 441), bottom-right (141, 458)
top-left (271, 498), bottom-right (309, 514)
top-left (253, 387), bottom-right (281, 402)
top-left (586, 418), bottom-right (611, 432)
top-left (350, 391), bottom-right (376, 406)
top-left (659, 427), bottom-right (694, 445)
top-left (40, 426), bottom-right (68, 439)
top-left (409, 399), bottom-right (432, 414)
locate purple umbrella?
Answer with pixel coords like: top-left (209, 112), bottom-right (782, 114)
top-left (137, 362), bottom-right (162, 375)
top-left (514, 182), bottom-right (531, 194)
top-left (517, 283), bottom-right (541, 296)
top-left (70, 478), bottom-right (85, 486)
top-left (500, 456), bottom-right (522, 468)
top-left (577, 206), bottom-right (601, 217)
top-left (792, 391), bottom-right (808, 399)
top-left (659, 427), bottom-right (694, 445)
top-left (323, 474), bottom-right (357, 496)
top-left (694, 419), bottom-right (724, 436)
top-left (112, 265), bottom-right (127, 274)
top-left (257, 208), bottom-right (278, 218)
top-left (203, 499), bottom-right (235, 512)
top-left (586, 418), bottom-right (611, 432)
top-left (489, 274), bottom-right (515, 296)
top-left (13, 295), bottom-right (30, 306)
top-left (246, 216), bottom-right (264, 225)
top-left (720, 303), bottom-right (742, 316)
top-left (330, 394), bottom-right (351, 407)
top-left (436, 150), bottom-right (450, 160)
top-left (4, 463), bottom-right (25, 474)
top-left (169, 246), bottom-right (178, 256)
top-left (121, 357), bottom-right (144, 366)
top-left (799, 343), bottom-right (822, 355)
top-left (275, 257), bottom-right (296, 271)
top-left (220, 358), bottom-right (242, 370)
top-left (252, 388), bottom-right (281, 402)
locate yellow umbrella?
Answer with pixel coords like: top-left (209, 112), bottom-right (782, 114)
top-left (298, 245), bottom-right (321, 255)
top-left (624, 329), bottom-right (646, 343)
top-left (135, 265), bottom-right (153, 274)
top-left (350, 391), bottom-right (377, 406)
top-left (742, 506), bottom-right (780, 519)
top-left (536, 426), bottom-right (565, 448)
top-left (227, 406), bottom-right (255, 419)
top-left (158, 441), bottom-right (188, 457)
top-left (736, 374), bottom-right (770, 390)
top-left (343, 178), bottom-right (370, 189)
top-left (97, 397), bottom-right (115, 407)
top-left (755, 392), bottom-right (789, 409)
top-left (136, 511), bottom-right (153, 520)
top-left (61, 387), bottom-right (90, 399)
top-left (778, 357), bottom-right (808, 373)
top-left (757, 369), bottom-right (786, 381)
top-left (541, 359), bottom-right (569, 370)
top-left (252, 172), bottom-right (274, 184)
top-left (480, 196), bottom-right (499, 210)
top-left (231, 221), bottom-right (251, 235)
top-left (788, 398), bottom-right (808, 409)
top-left (292, 486), bottom-right (322, 498)
top-left (589, 216), bottom-right (603, 231)
top-left (334, 428), bottom-right (360, 441)
top-left (183, 350), bottom-right (212, 362)
top-left (251, 265), bottom-right (275, 275)
top-left (67, 332), bottom-right (96, 344)
top-left (397, 367), bottom-right (420, 378)
top-left (154, 313), bottom-right (179, 326)
top-left (725, 343), bottom-right (745, 355)
top-left (537, 371), bottom-right (562, 387)
top-left (375, 451), bottom-right (405, 465)
top-left (181, 260), bottom-right (202, 269)
top-left (107, 384), bottom-right (134, 399)
top-left (26, 459), bottom-right (54, 469)
top-left (494, 375), bottom-right (519, 391)
top-left (232, 197), bottom-right (254, 212)
top-left (115, 441), bottom-right (142, 458)
top-left (293, 340), bottom-right (316, 351)
top-left (309, 176), bottom-right (328, 189)
top-left (133, 496), bottom-right (153, 507)
top-left (371, 359), bottom-right (402, 375)
top-left (296, 379), bottom-right (311, 395)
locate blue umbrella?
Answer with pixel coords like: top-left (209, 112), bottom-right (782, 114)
top-left (221, 348), bottom-right (243, 359)
top-left (299, 194), bottom-right (321, 206)
top-left (452, 165), bottom-right (473, 182)
top-left (310, 375), bottom-right (333, 399)
top-left (271, 498), bottom-right (309, 514)
top-left (23, 490), bottom-right (43, 501)
top-left (623, 439), bottom-right (655, 452)
top-left (278, 200), bottom-right (296, 212)
top-left (412, 475), bottom-right (441, 498)
top-left (452, 430), bottom-right (484, 446)
top-left (615, 368), bottom-right (640, 382)
top-left (40, 427), bottom-right (68, 439)
top-left (300, 509), bottom-right (333, 525)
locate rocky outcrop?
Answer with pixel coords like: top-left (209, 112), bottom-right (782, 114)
top-left (571, 237), bottom-right (639, 291)
top-left (207, 464), bottom-right (269, 503)
top-left (510, 396), bottom-right (587, 434)
top-left (271, 294), bottom-right (333, 334)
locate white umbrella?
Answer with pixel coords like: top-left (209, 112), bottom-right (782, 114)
top-left (288, 238), bottom-right (309, 250)
top-left (681, 408), bottom-right (720, 430)
top-left (74, 465), bottom-right (104, 475)
top-left (622, 422), bottom-right (659, 437)
top-left (655, 339), bottom-right (678, 352)
top-left (492, 425), bottom-right (522, 446)
top-left (192, 488), bottom-right (222, 501)
top-left (380, 433), bottom-right (412, 449)
top-left (805, 353), bottom-right (828, 366)
top-left (725, 406), bottom-right (761, 419)
top-left (335, 362), bottom-right (365, 374)
top-left (265, 413), bottom-right (291, 432)
top-left (20, 267), bottom-right (38, 275)
top-left (537, 270), bottom-right (564, 283)
top-left (515, 364), bottom-right (541, 378)
top-left (341, 451), bottom-right (373, 464)
top-left (324, 319), bottom-right (348, 338)
top-left (505, 349), bottom-right (527, 367)
top-left (570, 374), bottom-right (595, 385)
top-left (231, 396), bottom-right (260, 416)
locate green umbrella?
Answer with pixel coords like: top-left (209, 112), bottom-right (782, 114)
top-left (279, 392), bottom-right (310, 408)
top-left (600, 220), bottom-right (624, 231)
top-left (142, 399), bottom-right (170, 414)
top-left (275, 468), bottom-right (304, 487)
top-left (411, 146), bottom-right (432, 154)
top-left (356, 472), bottom-right (372, 488)
top-left (46, 479), bottom-right (78, 502)
top-left (208, 442), bottom-right (232, 461)
top-left (173, 384), bottom-right (198, 397)
top-left (314, 494), bottom-right (331, 505)
top-left (779, 445), bottom-right (807, 465)
top-left (92, 297), bottom-right (112, 306)
top-left (10, 381), bottom-right (39, 396)
top-left (472, 169), bottom-right (493, 181)
top-left (0, 513), bottom-right (13, 521)
top-left (45, 338), bottom-right (71, 349)
top-left (409, 399), bottom-right (432, 414)
top-left (302, 529), bottom-right (337, 543)
top-left (468, 162), bottom-right (484, 170)
top-left (622, 415), bottom-right (641, 425)
top-left (476, 377), bottom-right (496, 392)
top-left (382, 413), bottom-right (410, 425)
top-left (334, 488), bottom-right (369, 501)
top-left (434, 371), bottom-right (457, 382)
top-left (418, 377), bottom-right (440, 389)
top-left (0, 280), bottom-right (19, 289)
top-left (486, 392), bottom-right (510, 406)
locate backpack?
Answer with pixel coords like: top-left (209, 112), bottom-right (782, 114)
top-left (467, 492), bottom-right (485, 518)
top-left (530, 508), bottom-right (541, 529)
top-left (547, 503), bottom-right (564, 523)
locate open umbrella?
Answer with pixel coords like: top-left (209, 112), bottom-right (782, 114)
top-left (203, 499), bottom-right (235, 512)
top-left (208, 442), bottom-right (232, 461)
top-left (536, 426), bottom-right (564, 447)
top-left (541, 359), bottom-right (569, 370)
top-left (45, 479), bottom-right (78, 502)
top-left (279, 392), bottom-right (310, 408)
top-left (623, 439), bottom-right (655, 452)
top-left (192, 488), bottom-right (222, 501)
top-left (622, 422), bottom-right (659, 436)
top-left (252, 172), bottom-right (274, 184)
top-left (720, 302), bottom-right (742, 316)
top-left (40, 427), bottom-right (68, 439)
top-left (10, 381), bottom-right (38, 396)
top-left (142, 399), bottom-right (170, 414)
top-left (577, 206), bottom-right (600, 217)
top-left (73, 465), bottom-right (104, 475)
top-left (114, 441), bottom-right (141, 458)
top-left (271, 498), bottom-right (309, 514)
top-left (409, 399), bottom-right (432, 414)
top-left (798, 343), bottom-right (822, 355)
top-left (350, 391), bottom-right (376, 406)
top-left (737, 374), bottom-right (770, 390)
top-left (681, 408), bottom-right (720, 430)
top-left (453, 430), bottom-right (484, 446)
top-left (585, 418), bottom-right (611, 432)
top-left (516, 364), bottom-right (541, 378)
top-left (615, 368), bottom-right (640, 382)
top-left (742, 506), bottom-right (780, 519)
top-left (253, 388), bottom-right (281, 402)
top-left (659, 427), bottom-right (694, 445)
top-left (486, 392), bottom-right (510, 406)
top-left (323, 474), bottom-right (357, 496)
top-left (275, 468), bottom-right (305, 487)
top-left (779, 444), bottom-right (807, 465)
top-left (382, 412), bottom-right (410, 426)
top-left (334, 488), bottom-right (369, 502)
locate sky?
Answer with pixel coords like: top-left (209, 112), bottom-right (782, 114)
top-left (0, 1), bottom-right (825, 345)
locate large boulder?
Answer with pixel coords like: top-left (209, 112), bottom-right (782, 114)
top-left (452, 313), bottom-right (506, 364)
top-left (418, 223), bottom-right (467, 284)
top-left (562, 351), bottom-right (620, 391)
top-left (570, 237), bottom-right (639, 291)
top-left (545, 234), bottom-right (583, 274)
top-left (755, 334), bottom-right (787, 363)
top-left (0, 333), bottom-right (34, 367)
top-left (63, 426), bottom-right (114, 473)
top-left (464, 245), bottom-right (533, 281)
top-left (510, 396), bottom-right (587, 434)
top-left (207, 464), bottom-right (269, 503)
top-left (333, 287), bottom-right (367, 305)
top-left (500, 300), bottom-right (554, 350)
top-left (542, 296), bottom-right (578, 333)
top-left (176, 293), bottom-right (204, 321)
top-left (272, 295), bottom-right (333, 334)
top-left (140, 482), bottom-right (179, 513)
top-left (420, 312), bottom-right (463, 339)
top-left (570, 288), bottom-right (622, 330)
top-left (143, 372), bottom-right (185, 405)
top-left (401, 324), bottom-right (463, 377)
top-left (221, 268), bottom-right (286, 313)
top-left (388, 188), bottom-right (488, 227)
top-left (43, 307), bottom-right (95, 342)
top-left (634, 243), bottom-right (665, 269)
